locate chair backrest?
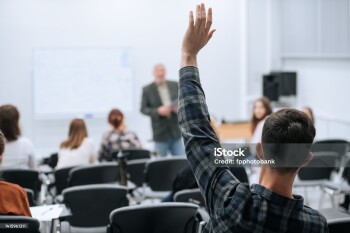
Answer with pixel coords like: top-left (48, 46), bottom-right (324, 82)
top-left (2, 169), bottom-right (41, 198)
top-left (0, 216), bottom-right (40, 233)
top-left (145, 157), bottom-right (189, 191)
top-left (319, 207), bottom-right (350, 232)
top-left (63, 184), bottom-right (128, 227)
top-left (328, 218), bottom-right (350, 233)
top-left (298, 152), bottom-right (338, 180)
top-left (109, 203), bottom-right (199, 233)
top-left (112, 149), bottom-right (151, 161)
top-left (24, 188), bottom-right (36, 207)
top-left (174, 189), bottom-right (205, 207)
top-left (54, 166), bottom-right (76, 195)
top-left (312, 140), bottom-right (349, 159)
top-left (126, 159), bottom-right (149, 187)
top-left (68, 163), bottom-right (119, 187)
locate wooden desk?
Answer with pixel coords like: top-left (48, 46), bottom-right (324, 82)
top-left (217, 122), bottom-right (252, 141)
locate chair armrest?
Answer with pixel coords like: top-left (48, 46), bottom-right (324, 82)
top-left (196, 208), bottom-right (210, 223)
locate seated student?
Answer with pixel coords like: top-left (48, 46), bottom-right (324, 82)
top-left (178, 4), bottom-right (328, 232)
top-left (56, 119), bottom-right (96, 169)
top-left (0, 105), bottom-right (35, 169)
top-left (98, 109), bottom-right (141, 161)
top-left (250, 97), bottom-right (272, 144)
top-left (0, 131), bottom-right (31, 216)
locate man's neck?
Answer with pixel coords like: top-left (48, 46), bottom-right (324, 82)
top-left (259, 167), bottom-right (297, 199)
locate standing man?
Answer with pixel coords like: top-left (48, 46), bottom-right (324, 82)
top-left (141, 64), bottom-right (184, 156)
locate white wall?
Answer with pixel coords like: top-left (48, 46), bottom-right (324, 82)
top-left (0, 0), bottom-right (244, 156)
top-left (282, 59), bottom-right (350, 140)
top-left (245, 0), bottom-right (350, 141)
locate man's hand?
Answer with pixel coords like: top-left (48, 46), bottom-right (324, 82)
top-left (181, 3), bottom-right (215, 68)
top-left (157, 105), bottom-right (171, 117)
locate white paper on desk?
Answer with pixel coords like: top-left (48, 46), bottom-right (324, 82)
top-left (30, 204), bottom-right (64, 221)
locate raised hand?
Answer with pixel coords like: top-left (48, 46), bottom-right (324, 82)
top-left (181, 3), bottom-right (215, 67)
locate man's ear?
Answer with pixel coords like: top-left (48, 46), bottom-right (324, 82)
top-left (301, 152), bottom-right (313, 167)
top-left (256, 143), bottom-right (264, 160)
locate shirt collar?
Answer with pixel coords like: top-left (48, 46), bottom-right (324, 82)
top-left (250, 184), bottom-right (304, 209)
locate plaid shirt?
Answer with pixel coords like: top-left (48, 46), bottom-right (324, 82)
top-left (178, 66), bottom-right (328, 233)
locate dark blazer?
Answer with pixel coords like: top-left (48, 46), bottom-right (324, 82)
top-left (141, 80), bottom-right (181, 141)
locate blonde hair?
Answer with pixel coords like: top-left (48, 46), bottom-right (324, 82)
top-left (60, 119), bottom-right (88, 149)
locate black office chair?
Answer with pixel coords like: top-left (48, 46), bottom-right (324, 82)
top-left (312, 140), bottom-right (349, 162)
top-left (144, 157), bottom-right (189, 199)
top-left (174, 189), bottom-right (205, 207)
top-left (319, 208), bottom-right (350, 233)
top-left (108, 203), bottom-right (200, 233)
top-left (127, 159), bottom-right (148, 187)
top-left (53, 166), bottom-right (76, 196)
top-left (62, 184), bottom-right (128, 231)
top-left (2, 169), bottom-right (41, 199)
top-left (24, 188), bottom-right (36, 207)
top-left (295, 152), bottom-right (338, 207)
top-left (328, 218), bottom-right (350, 233)
top-left (112, 149), bottom-right (151, 161)
top-left (298, 152), bottom-right (338, 181)
top-left (321, 158), bottom-right (350, 208)
top-left (68, 163), bottom-right (119, 187)
top-left (0, 216), bottom-right (40, 233)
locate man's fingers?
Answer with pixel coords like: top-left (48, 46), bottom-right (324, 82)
top-left (189, 11), bottom-right (194, 27)
top-left (200, 4), bottom-right (206, 30)
top-left (206, 8), bottom-right (213, 32)
top-left (195, 4), bottom-right (202, 29)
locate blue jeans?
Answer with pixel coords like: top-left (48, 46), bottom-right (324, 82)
top-left (154, 138), bottom-right (185, 157)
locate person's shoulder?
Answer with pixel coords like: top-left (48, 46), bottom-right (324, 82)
top-left (83, 137), bottom-right (94, 145)
top-left (302, 206), bottom-right (328, 225)
top-left (143, 82), bottom-right (155, 90)
top-left (17, 136), bottom-right (33, 146)
top-left (102, 130), bottom-right (114, 139)
top-left (0, 180), bottom-right (26, 196)
top-left (167, 80), bottom-right (178, 86)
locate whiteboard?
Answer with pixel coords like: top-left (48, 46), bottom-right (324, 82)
top-left (33, 48), bottom-right (133, 118)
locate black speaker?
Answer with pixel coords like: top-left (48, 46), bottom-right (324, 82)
top-left (263, 72), bottom-right (297, 101)
top-left (263, 74), bottom-right (280, 101)
top-left (278, 72), bottom-right (297, 96)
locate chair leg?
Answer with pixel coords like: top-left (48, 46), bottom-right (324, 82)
top-left (303, 187), bottom-right (309, 205)
top-left (318, 188), bottom-right (324, 209)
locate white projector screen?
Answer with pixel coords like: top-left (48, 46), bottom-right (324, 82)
top-left (33, 48), bottom-right (133, 118)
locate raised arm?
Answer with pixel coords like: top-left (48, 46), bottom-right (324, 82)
top-left (178, 4), bottom-right (239, 214)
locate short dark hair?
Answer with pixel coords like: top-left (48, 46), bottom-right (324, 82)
top-left (0, 105), bottom-right (21, 142)
top-left (261, 108), bottom-right (316, 172)
top-left (0, 130), bottom-right (5, 155)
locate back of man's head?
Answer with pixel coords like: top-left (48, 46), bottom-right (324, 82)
top-left (261, 109), bottom-right (316, 172)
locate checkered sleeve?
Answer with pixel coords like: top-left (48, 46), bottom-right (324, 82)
top-left (178, 66), bottom-right (240, 216)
